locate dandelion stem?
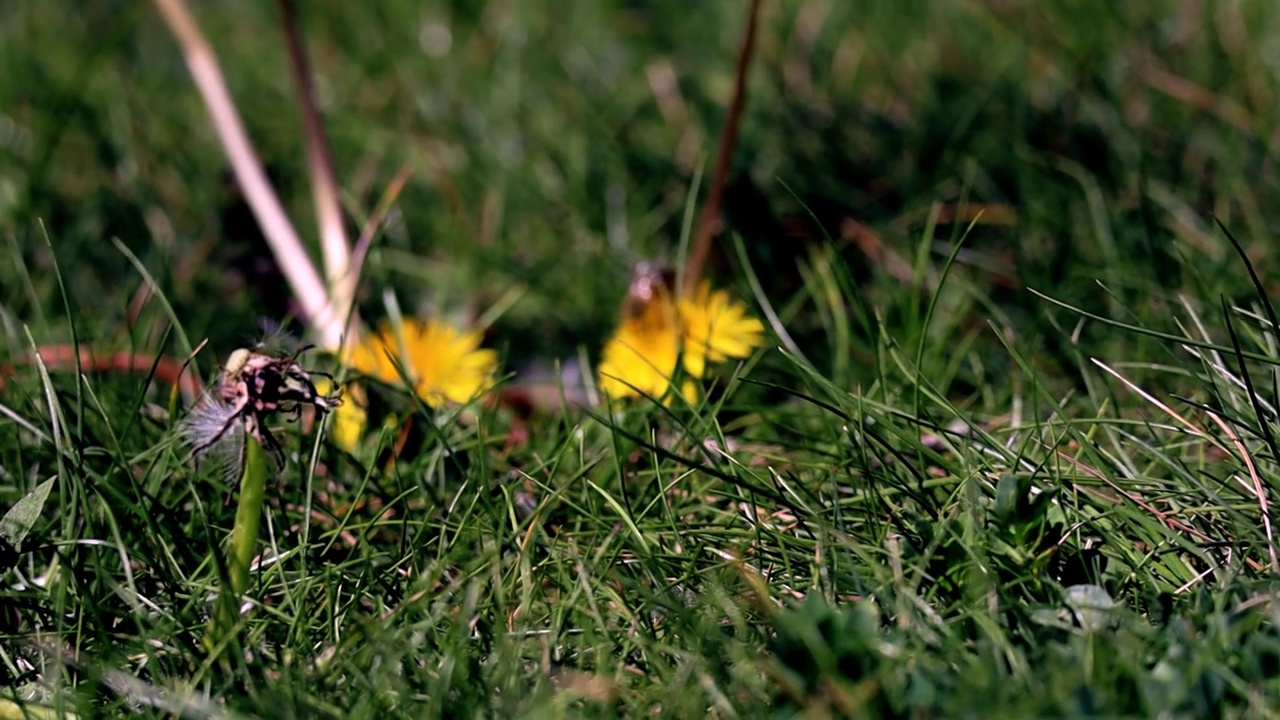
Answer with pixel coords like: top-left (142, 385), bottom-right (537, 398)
top-left (209, 434), bottom-right (268, 645)
top-left (228, 436), bottom-right (268, 596)
top-left (278, 0), bottom-right (359, 342)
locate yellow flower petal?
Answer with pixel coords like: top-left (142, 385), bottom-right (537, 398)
top-left (677, 379), bottom-right (699, 406)
top-left (344, 317), bottom-right (498, 408)
top-left (597, 294), bottom-right (681, 400)
top-left (598, 278), bottom-right (765, 404)
top-left (343, 333), bottom-right (397, 385)
top-left (314, 378), bottom-right (368, 453)
top-left (679, 281), bottom-right (765, 374)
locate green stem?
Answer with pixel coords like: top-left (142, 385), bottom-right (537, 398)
top-left (228, 437), bottom-right (268, 594)
top-left (208, 435), bottom-right (269, 648)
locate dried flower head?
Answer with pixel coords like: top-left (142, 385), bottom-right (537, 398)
top-left (182, 344), bottom-right (342, 473)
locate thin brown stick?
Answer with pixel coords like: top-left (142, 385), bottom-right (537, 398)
top-left (0, 344), bottom-right (204, 403)
top-left (681, 0), bottom-right (763, 295)
top-left (1205, 410), bottom-right (1279, 573)
top-left (150, 0), bottom-right (342, 350)
top-left (350, 163), bottom-right (415, 289)
top-left (278, 0), bottom-right (358, 339)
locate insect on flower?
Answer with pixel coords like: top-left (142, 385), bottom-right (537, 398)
top-left (182, 343), bottom-right (343, 473)
top-left (596, 261), bottom-right (765, 403)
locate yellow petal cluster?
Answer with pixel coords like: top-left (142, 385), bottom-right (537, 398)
top-left (346, 317), bottom-right (498, 408)
top-left (313, 377), bottom-right (368, 453)
top-left (324, 318), bottom-right (497, 451)
top-left (597, 280), bottom-right (764, 403)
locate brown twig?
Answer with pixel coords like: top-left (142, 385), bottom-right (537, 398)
top-left (150, 0), bottom-right (342, 350)
top-left (349, 163), bottom-right (415, 290)
top-left (1, 345), bottom-right (204, 403)
top-left (1136, 56), bottom-right (1254, 133)
top-left (1205, 410), bottom-right (1279, 573)
top-left (278, 0), bottom-right (358, 340)
top-left (681, 0), bottom-right (763, 295)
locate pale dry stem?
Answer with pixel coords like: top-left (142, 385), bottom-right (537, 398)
top-left (278, 0), bottom-right (359, 342)
top-left (150, 0), bottom-right (344, 350)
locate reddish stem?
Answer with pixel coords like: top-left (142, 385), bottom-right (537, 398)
top-left (682, 0), bottom-right (764, 295)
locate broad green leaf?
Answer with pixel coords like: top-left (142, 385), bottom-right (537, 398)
top-left (0, 477), bottom-right (55, 556)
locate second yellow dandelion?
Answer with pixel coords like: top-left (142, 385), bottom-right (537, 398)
top-left (597, 266), bottom-right (764, 403)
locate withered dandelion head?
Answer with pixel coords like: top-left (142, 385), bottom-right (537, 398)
top-left (181, 394), bottom-right (246, 469)
top-left (345, 317), bottom-right (498, 408)
top-left (182, 344), bottom-right (342, 472)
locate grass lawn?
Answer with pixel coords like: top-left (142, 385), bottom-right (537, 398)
top-left (4, 0), bottom-right (1280, 716)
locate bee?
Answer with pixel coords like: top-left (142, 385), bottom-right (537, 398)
top-left (621, 262), bottom-right (677, 321)
top-left (182, 343), bottom-right (343, 474)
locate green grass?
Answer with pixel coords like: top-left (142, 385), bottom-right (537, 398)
top-left (5, 0), bottom-right (1280, 716)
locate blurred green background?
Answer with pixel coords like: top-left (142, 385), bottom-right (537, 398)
top-left (6, 0), bottom-right (1278, 377)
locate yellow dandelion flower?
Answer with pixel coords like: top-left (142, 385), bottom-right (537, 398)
top-left (597, 289), bottom-right (682, 401)
top-left (345, 317), bottom-right (498, 408)
top-left (678, 281), bottom-right (766, 378)
top-left (313, 378), bottom-right (368, 453)
top-left (597, 271), bottom-right (764, 403)
top-left (344, 334), bottom-right (395, 386)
